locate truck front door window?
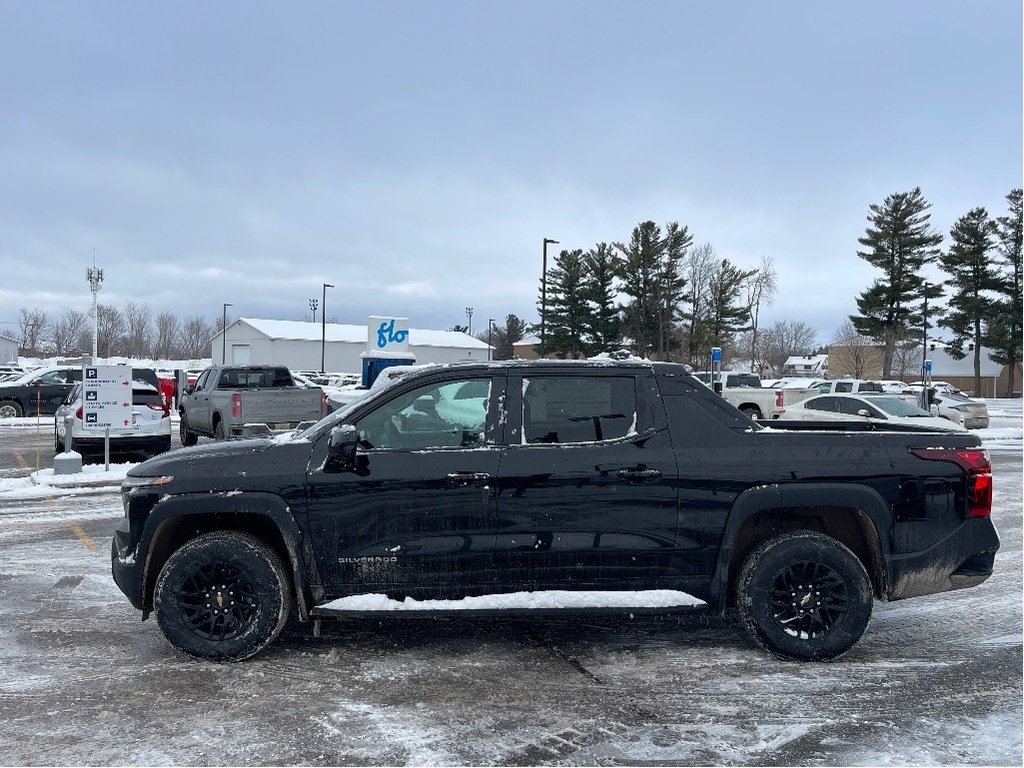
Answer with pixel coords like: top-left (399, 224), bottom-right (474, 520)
top-left (356, 378), bottom-right (490, 450)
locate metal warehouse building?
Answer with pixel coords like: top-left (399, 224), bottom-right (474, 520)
top-left (213, 318), bottom-right (491, 371)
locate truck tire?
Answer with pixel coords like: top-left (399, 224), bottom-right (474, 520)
top-left (154, 531), bottom-right (292, 661)
top-left (0, 400), bottom-right (23, 419)
top-left (213, 417), bottom-right (226, 440)
top-left (736, 530), bottom-right (872, 661)
top-left (179, 414), bottom-right (198, 446)
top-left (740, 405), bottom-right (762, 419)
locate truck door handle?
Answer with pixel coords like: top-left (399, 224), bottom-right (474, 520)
top-left (446, 471), bottom-right (491, 487)
top-left (617, 468), bottom-right (662, 482)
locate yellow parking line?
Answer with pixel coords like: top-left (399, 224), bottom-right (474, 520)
top-left (68, 523), bottom-right (98, 552)
top-left (14, 452), bottom-right (29, 473)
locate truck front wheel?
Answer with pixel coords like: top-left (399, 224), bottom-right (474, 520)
top-left (154, 532), bottom-right (292, 661)
top-left (736, 531), bottom-right (872, 661)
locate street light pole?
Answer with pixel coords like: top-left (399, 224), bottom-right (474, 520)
top-left (309, 297), bottom-right (318, 324)
top-left (321, 283), bottom-right (334, 374)
top-left (540, 237), bottom-right (558, 358)
top-left (222, 303), bottom-right (232, 364)
top-left (465, 306), bottom-right (473, 335)
top-left (487, 318), bottom-right (495, 361)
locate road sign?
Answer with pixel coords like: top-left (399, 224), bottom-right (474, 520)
top-left (83, 366), bottom-right (132, 432)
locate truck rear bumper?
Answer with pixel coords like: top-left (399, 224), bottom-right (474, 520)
top-left (886, 518), bottom-right (1000, 600)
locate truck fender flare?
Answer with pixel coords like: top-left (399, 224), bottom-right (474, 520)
top-left (139, 491), bottom-right (319, 620)
top-left (709, 483), bottom-right (892, 612)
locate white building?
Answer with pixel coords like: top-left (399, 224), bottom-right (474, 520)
top-left (783, 354), bottom-right (828, 377)
top-left (213, 318), bottom-right (491, 371)
top-left (0, 333), bottom-right (18, 364)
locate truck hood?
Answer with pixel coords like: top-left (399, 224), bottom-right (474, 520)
top-left (127, 438), bottom-right (275, 479)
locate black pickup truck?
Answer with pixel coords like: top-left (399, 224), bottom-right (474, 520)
top-left (112, 360), bottom-right (998, 662)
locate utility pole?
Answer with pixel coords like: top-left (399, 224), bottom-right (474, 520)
top-left (86, 253), bottom-right (103, 360)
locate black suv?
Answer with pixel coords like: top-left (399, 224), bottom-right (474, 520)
top-left (0, 366), bottom-right (82, 418)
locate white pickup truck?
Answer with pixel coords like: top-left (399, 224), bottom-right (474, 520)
top-left (721, 386), bottom-right (819, 419)
top-left (178, 365), bottom-right (325, 443)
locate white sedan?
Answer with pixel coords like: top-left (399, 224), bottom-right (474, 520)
top-left (775, 394), bottom-right (967, 431)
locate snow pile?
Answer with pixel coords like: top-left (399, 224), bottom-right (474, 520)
top-left (0, 462), bottom-right (133, 499)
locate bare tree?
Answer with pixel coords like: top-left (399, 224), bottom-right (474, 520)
top-left (18, 307), bottom-right (48, 355)
top-left (744, 256), bottom-right (777, 374)
top-left (759, 320), bottom-right (818, 376)
top-left (96, 305), bottom-right (126, 357)
top-left (51, 310), bottom-right (89, 356)
top-left (682, 243), bottom-right (717, 365)
top-left (178, 315), bottom-right (213, 359)
top-left (830, 320), bottom-right (877, 379)
top-left (154, 312), bottom-right (181, 359)
top-left (122, 301), bottom-right (155, 358)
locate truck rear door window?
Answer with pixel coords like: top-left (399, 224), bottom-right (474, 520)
top-left (523, 376), bottom-right (636, 444)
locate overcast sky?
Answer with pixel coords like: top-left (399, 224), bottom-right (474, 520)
top-left (1, 1), bottom-right (1020, 345)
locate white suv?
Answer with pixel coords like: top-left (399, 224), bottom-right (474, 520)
top-left (54, 368), bottom-right (171, 462)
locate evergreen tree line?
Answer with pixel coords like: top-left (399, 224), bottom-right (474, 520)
top-left (531, 220), bottom-right (781, 368)
top-left (849, 187), bottom-right (1022, 395)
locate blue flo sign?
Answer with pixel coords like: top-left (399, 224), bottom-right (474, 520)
top-left (368, 316), bottom-right (410, 354)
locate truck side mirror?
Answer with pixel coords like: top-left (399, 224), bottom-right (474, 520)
top-left (327, 424), bottom-right (359, 470)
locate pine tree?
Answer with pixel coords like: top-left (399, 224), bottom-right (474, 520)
top-left (615, 221), bottom-right (663, 357)
top-left (707, 258), bottom-right (756, 350)
top-left (582, 243), bottom-right (621, 354)
top-left (539, 249), bottom-right (590, 358)
top-left (654, 222), bottom-right (691, 360)
top-left (851, 187), bottom-right (943, 377)
top-left (988, 188), bottom-right (1023, 396)
top-left (940, 208), bottom-right (1000, 394)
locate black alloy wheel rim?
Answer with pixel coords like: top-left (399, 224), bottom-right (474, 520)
top-left (768, 560), bottom-right (848, 639)
top-left (177, 562), bottom-right (260, 640)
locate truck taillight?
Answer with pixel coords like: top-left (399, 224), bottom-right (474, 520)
top-left (775, 390), bottom-right (784, 407)
top-left (231, 393), bottom-right (242, 419)
top-left (911, 448), bottom-right (993, 518)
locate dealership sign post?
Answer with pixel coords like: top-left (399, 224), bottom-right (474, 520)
top-left (83, 366), bottom-right (132, 469)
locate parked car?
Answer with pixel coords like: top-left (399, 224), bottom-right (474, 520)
top-left (910, 380), bottom-right (965, 396)
top-left (931, 392), bottom-right (990, 429)
top-left (694, 371), bottom-right (762, 388)
top-left (55, 368), bottom-right (172, 461)
top-left (0, 365), bottom-right (83, 418)
top-left (113, 360), bottom-right (997, 663)
top-left (326, 363), bottom-right (434, 412)
top-left (775, 393), bottom-right (966, 432)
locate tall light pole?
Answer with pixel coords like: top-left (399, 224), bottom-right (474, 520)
top-left (465, 306), bottom-right (474, 335)
top-left (309, 297), bottom-right (319, 324)
top-left (222, 303), bottom-right (232, 364)
top-left (321, 283), bottom-right (334, 374)
top-left (540, 237), bottom-right (559, 358)
top-left (487, 318), bottom-right (495, 361)
top-left (86, 261), bottom-right (103, 360)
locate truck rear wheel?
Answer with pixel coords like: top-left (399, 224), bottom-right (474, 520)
top-left (736, 531), bottom-right (872, 661)
top-left (154, 532), bottom-right (292, 661)
top-left (179, 414), bottom-right (198, 446)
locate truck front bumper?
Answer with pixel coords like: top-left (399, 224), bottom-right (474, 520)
top-left (111, 517), bottom-right (147, 611)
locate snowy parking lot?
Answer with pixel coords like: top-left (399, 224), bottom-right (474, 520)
top-left (0, 403), bottom-right (1021, 766)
